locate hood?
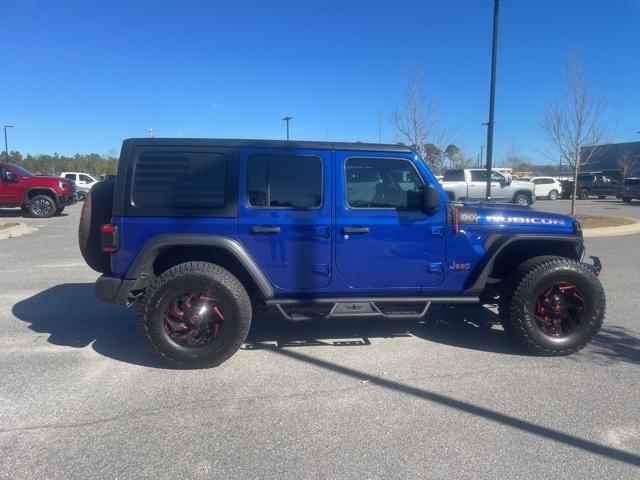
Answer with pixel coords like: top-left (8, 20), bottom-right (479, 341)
top-left (454, 201), bottom-right (578, 234)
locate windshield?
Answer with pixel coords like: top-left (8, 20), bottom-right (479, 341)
top-left (7, 163), bottom-right (33, 177)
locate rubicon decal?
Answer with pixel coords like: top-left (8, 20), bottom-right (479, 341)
top-left (486, 215), bottom-right (566, 225)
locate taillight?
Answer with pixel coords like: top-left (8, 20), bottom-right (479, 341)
top-left (101, 224), bottom-right (119, 253)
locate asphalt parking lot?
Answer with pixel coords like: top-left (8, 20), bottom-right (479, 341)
top-left (0, 200), bottom-right (639, 479)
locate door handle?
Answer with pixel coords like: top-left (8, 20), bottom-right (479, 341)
top-left (251, 225), bottom-right (281, 234)
top-left (342, 226), bottom-right (369, 234)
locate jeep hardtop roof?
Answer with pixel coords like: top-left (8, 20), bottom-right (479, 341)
top-left (122, 138), bottom-right (413, 153)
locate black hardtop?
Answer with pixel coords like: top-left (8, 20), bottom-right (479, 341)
top-left (122, 138), bottom-right (413, 154)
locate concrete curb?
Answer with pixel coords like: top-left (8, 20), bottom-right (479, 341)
top-left (0, 222), bottom-right (38, 240)
top-left (582, 217), bottom-right (640, 238)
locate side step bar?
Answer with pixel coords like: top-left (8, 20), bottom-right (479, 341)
top-left (265, 296), bottom-right (480, 321)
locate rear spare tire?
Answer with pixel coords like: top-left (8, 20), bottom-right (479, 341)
top-left (78, 180), bottom-right (115, 273)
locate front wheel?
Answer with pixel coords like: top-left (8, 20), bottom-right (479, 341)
top-left (579, 189), bottom-right (590, 200)
top-left (513, 193), bottom-right (531, 206)
top-left (140, 261), bottom-right (252, 368)
top-left (598, 195), bottom-right (606, 199)
top-left (28, 195), bottom-right (56, 218)
top-left (500, 257), bottom-right (605, 355)
top-left (548, 190), bottom-right (558, 200)
top-left (622, 197), bottom-right (632, 203)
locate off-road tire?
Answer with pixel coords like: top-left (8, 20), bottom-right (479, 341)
top-left (78, 180), bottom-right (115, 273)
top-left (548, 190), bottom-right (558, 200)
top-left (579, 189), bottom-right (590, 200)
top-left (622, 197), bottom-right (632, 203)
top-left (140, 261), bottom-right (252, 369)
top-left (513, 193), bottom-right (531, 206)
top-left (28, 194), bottom-right (56, 218)
top-left (500, 256), bottom-right (605, 355)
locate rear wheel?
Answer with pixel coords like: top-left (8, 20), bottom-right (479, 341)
top-left (598, 195), bottom-right (606, 199)
top-left (28, 194), bottom-right (56, 218)
top-left (140, 262), bottom-right (252, 368)
top-left (622, 197), bottom-right (632, 203)
top-left (500, 257), bottom-right (604, 355)
top-left (579, 189), bottom-right (590, 200)
top-left (548, 190), bottom-right (558, 200)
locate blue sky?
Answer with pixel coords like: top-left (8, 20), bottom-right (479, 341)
top-left (2, 0), bottom-right (639, 163)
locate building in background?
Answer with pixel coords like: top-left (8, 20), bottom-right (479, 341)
top-left (581, 141), bottom-right (640, 177)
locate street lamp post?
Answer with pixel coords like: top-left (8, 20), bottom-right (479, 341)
top-left (484, 0), bottom-right (500, 200)
top-left (4, 125), bottom-right (14, 162)
top-left (282, 116), bottom-right (293, 141)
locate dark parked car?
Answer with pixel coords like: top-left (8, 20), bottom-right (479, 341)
top-left (561, 172), bottom-right (621, 199)
top-left (621, 178), bottom-right (640, 203)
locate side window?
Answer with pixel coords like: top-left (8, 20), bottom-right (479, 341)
top-left (470, 170), bottom-right (487, 182)
top-left (247, 155), bottom-right (322, 209)
top-left (345, 157), bottom-right (424, 209)
top-left (490, 171), bottom-right (505, 182)
top-left (64, 174), bottom-right (76, 180)
top-left (132, 152), bottom-right (226, 208)
top-left (443, 169), bottom-right (465, 182)
top-left (531, 179), bottom-right (541, 185)
top-left (79, 174), bottom-right (93, 182)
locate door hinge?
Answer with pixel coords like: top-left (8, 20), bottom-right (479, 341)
top-left (430, 226), bottom-right (444, 237)
top-left (312, 226), bottom-right (331, 239)
top-left (428, 262), bottom-right (443, 274)
top-left (314, 264), bottom-right (331, 275)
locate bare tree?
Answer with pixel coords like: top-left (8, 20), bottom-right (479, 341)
top-left (618, 149), bottom-right (638, 179)
top-left (540, 59), bottom-right (609, 215)
top-left (390, 70), bottom-right (451, 172)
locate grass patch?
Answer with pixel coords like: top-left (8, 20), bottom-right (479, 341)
top-left (574, 215), bottom-right (636, 229)
top-left (0, 222), bottom-right (19, 231)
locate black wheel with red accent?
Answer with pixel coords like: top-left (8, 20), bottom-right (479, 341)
top-left (500, 256), bottom-right (605, 355)
top-left (140, 261), bottom-right (252, 368)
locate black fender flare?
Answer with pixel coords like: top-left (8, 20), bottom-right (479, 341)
top-left (465, 234), bottom-right (584, 292)
top-left (24, 187), bottom-right (58, 206)
top-left (125, 234), bottom-right (274, 299)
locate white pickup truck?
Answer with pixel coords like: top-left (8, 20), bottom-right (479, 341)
top-left (441, 169), bottom-right (536, 206)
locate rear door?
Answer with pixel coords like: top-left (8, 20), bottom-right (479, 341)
top-left (237, 148), bottom-right (332, 290)
top-left (334, 151), bottom-right (445, 291)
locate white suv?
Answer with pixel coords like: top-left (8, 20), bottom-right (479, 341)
top-left (60, 172), bottom-right (98, 190)
top-left (530, 176), bottom-right (562, 200)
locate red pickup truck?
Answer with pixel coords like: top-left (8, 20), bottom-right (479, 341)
top-left (0, 162), bottom-right (76, 217)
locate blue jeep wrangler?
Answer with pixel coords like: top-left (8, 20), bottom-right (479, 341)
top-left (79, 138), bottom-right (604, 368)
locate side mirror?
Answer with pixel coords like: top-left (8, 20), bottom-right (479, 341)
top-left (423, 184), bottom-right (441, 214)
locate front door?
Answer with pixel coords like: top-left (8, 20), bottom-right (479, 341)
top-left (0, 166), bottom-right (23, 205)
top-left (335, 152), bottom-right (446, 291)
top-left (237, 148), bottom-right (332, 291)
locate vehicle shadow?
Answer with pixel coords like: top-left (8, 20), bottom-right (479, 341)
top-left (0, 209), bottom-right (24, 218)
top-left (244, 305), bottom-right (523, 356)
top-left (12, 283), bottom-right (640, 367)
top-left (0, 209), bottom-right (69, 218)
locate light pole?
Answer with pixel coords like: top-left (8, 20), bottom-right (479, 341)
top-left (4, 125), bottom-right (14, 162)
top-left (479, 145), bottom-right (485, 168)
top-left (484, 0), bottom-right (500, 200)
top-left (282, 116), bottom-right (293, 140)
